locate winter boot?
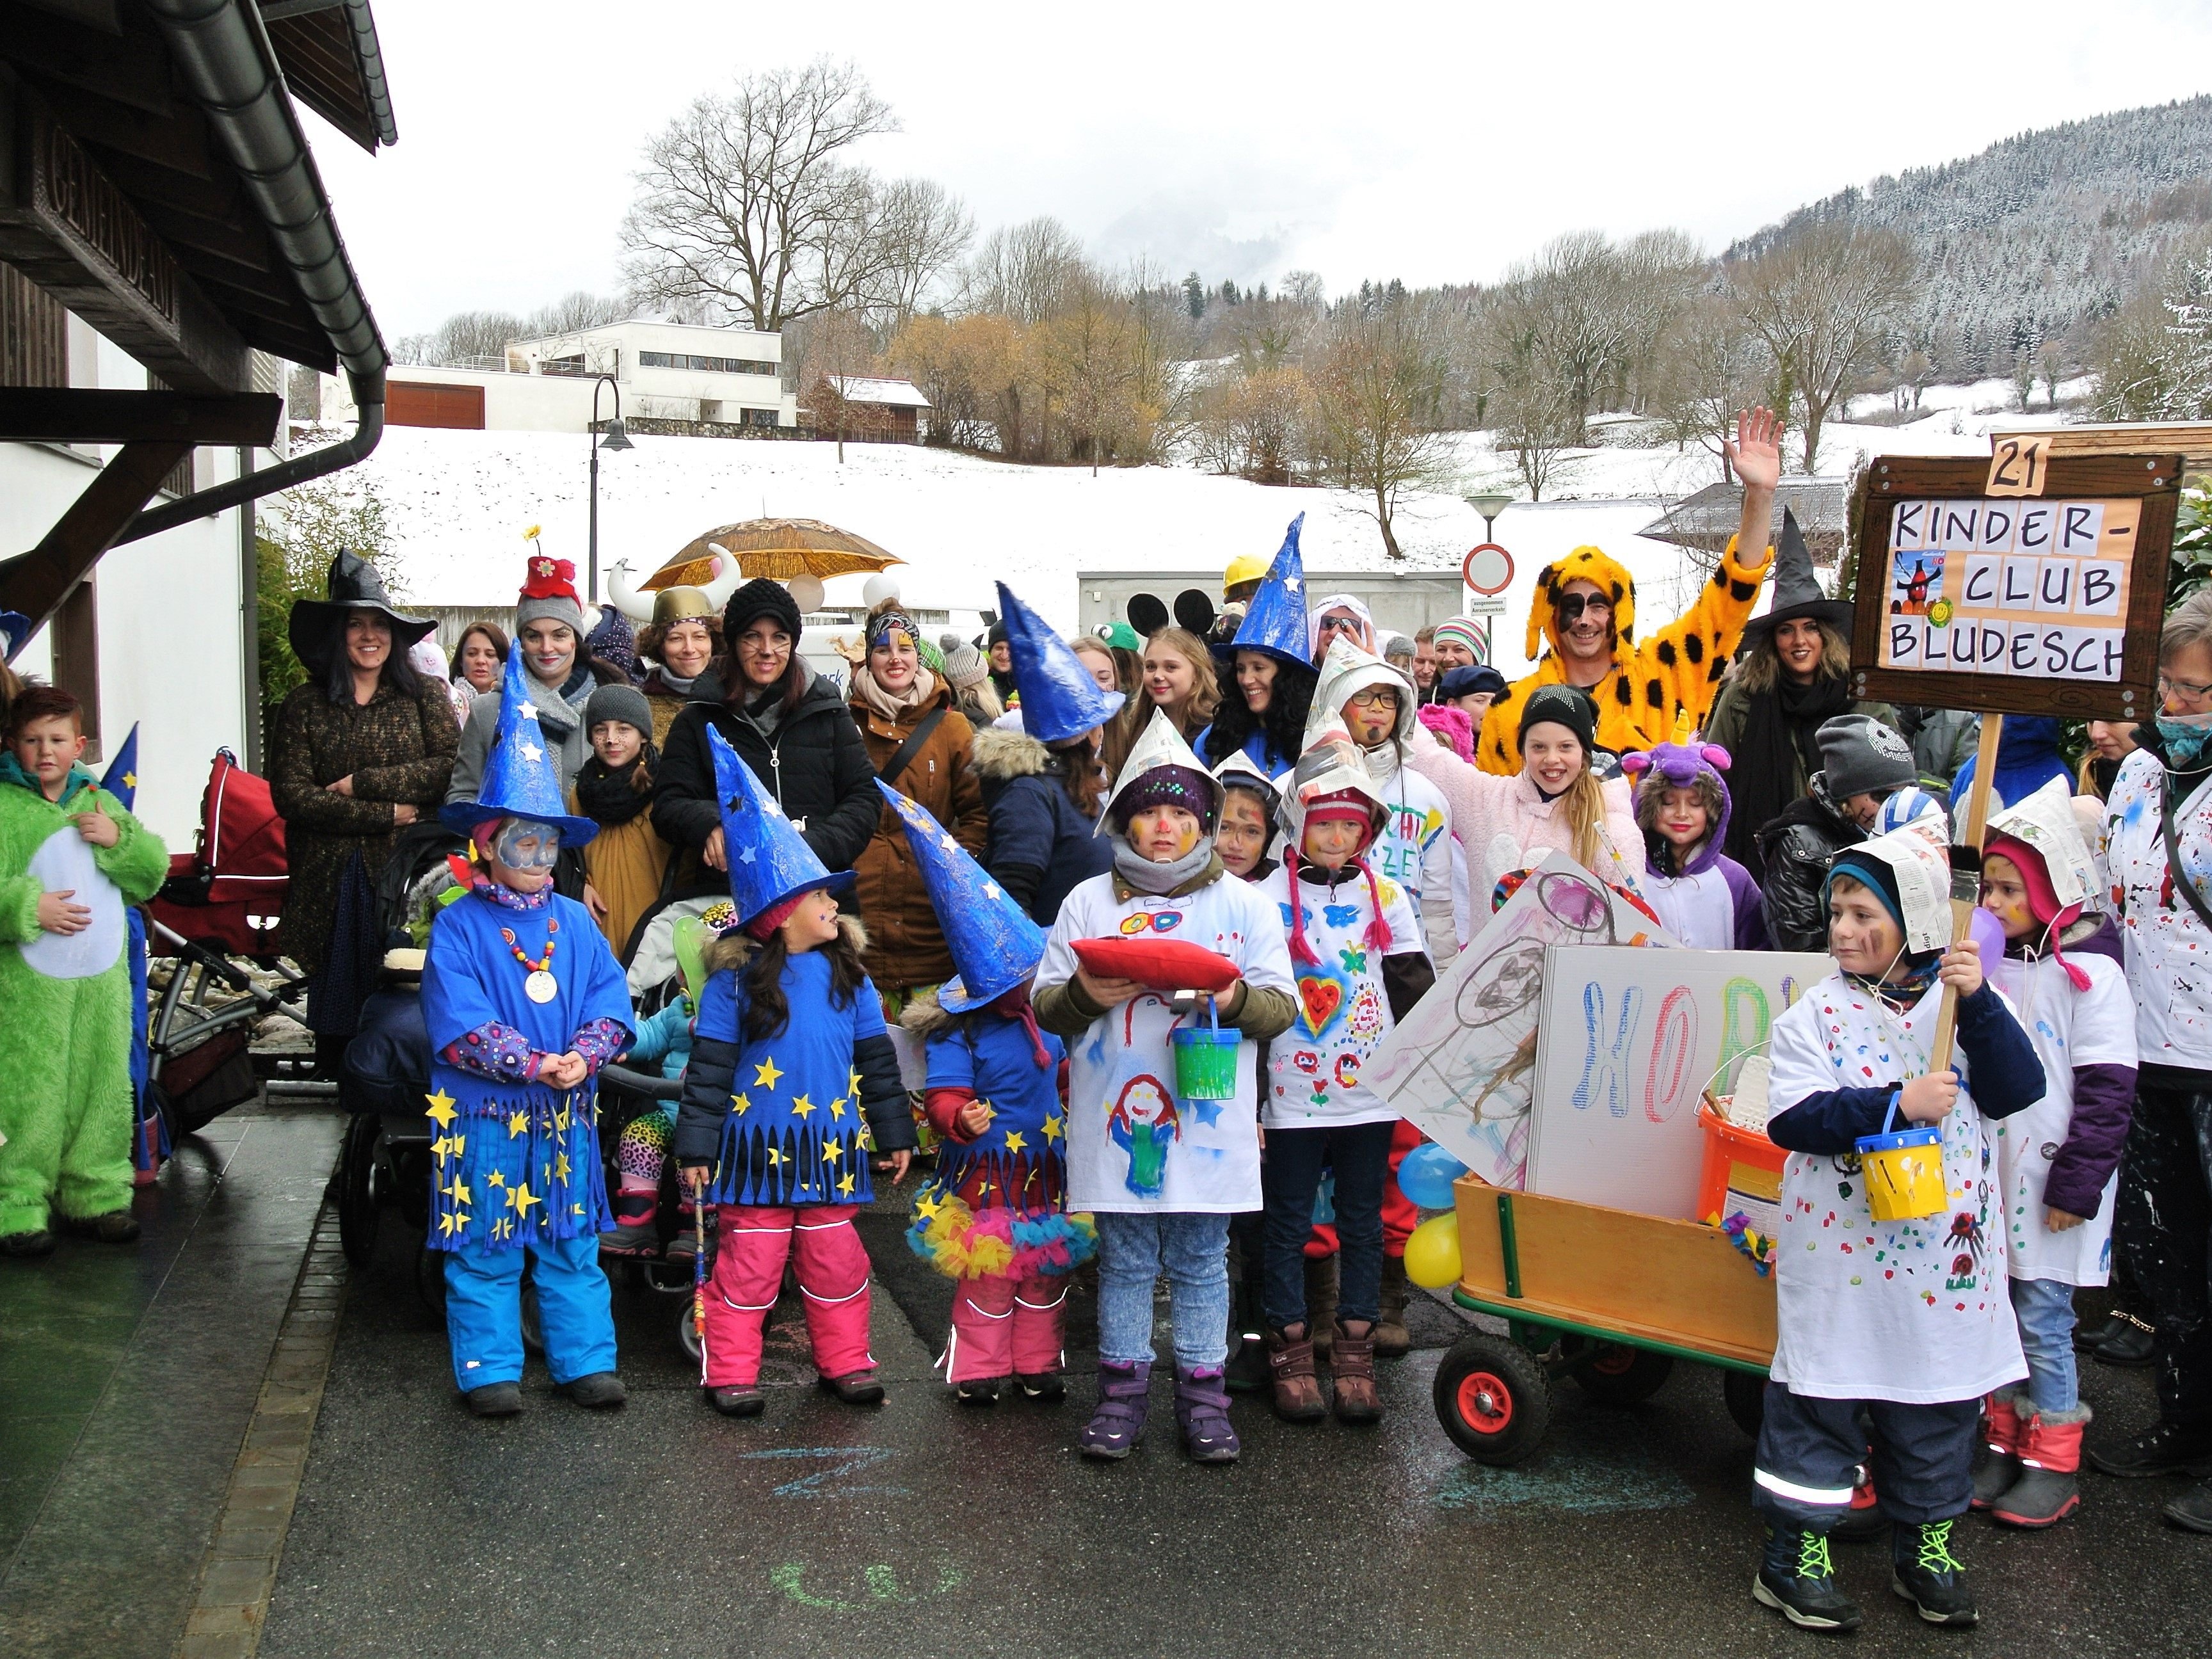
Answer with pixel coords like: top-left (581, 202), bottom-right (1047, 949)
top-left (1890, 1519), bottom-right (1976, 1626)
top-left (599, 1182), bottom-right (661, 1258)
top-left (1224, 1276), bottom-right (1270, 1394)
top-left (63, 1210), bottom-right (140, 1244)
top-left (563, 1372), bottom-right (626, 1409)
top-left (464, 1381), bottom-right (523, 1418)
top-left (1751, 1527), bottom-right (1861, 1631)
top-left (1374, 1253), bottom-right (1412, 1359)
top-left (2163, 1479), bottom-right (2212, 1533)
top-left (666, 1202), bottom-right (714, 1267)
top-left (2087, 1416), bottom-right (2212, 1478)
top-left (1265, 1326), bottom-right (1328, 1423)
top-left (2092, 1310), bottom-right (2157, 1368)
top-left (1174, 1366), bottom-right (1240, 1463)
top-left (1969, 1388), bottom-right (2026, 1510)
top-left (707, 1385), bottom-right (765, 1417)
top-left (1331, 1320), bottom-right (1382, 1424)
top-left (1304, 1254), bottom-right (1339, 1362)
top-left (1079, 1360), bottom-right (1151, 1460)
top-left (956, 1377), bottom-right (1002, 1407)
top-left (817, 1368), bottom-right (885, 1406)
top-left (1992, 1402), bottom-right (2090, 1528)
top-left (1, 1230), bottom-right (55, 1259)
top-left (1017, 1372), bottom-right (1066, 1403)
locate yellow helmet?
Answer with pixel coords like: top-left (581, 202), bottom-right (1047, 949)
top-left (1222, 550), bottom-right (1270, 595)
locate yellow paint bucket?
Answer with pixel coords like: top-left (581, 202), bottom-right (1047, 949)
top-left (1856, 1122), bottom-right (1946, 1222)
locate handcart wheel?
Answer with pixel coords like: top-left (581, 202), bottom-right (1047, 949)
top-left (1433, 1333), bottom-right (1551, 1464)
top-left (1568, 1340), bottom-right (1675, 1406)
top-left (1723, 1369), bottom-right (1768, 1439)
top-left (519, 1276), bottom-right (544, 1354)
top-left (337, 1112), bottom-right (383, 1269)
top-left (678, 1299), bottom-right (703, 1364)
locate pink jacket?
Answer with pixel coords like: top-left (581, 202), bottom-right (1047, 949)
top-left (1406, 732), bottom-right (1646, 897)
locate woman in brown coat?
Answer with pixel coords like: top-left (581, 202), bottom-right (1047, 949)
top-left (846, 604), bottom-right (986, 1000)
top-left (268, 554), bottom-right (459, 1061)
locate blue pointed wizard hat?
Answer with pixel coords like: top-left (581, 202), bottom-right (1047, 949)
top-left (710, 724), bottom-right (853, 930)
top-left (997, 581), bottom-right (1124, 744)
top-left (874, 779), bottom-right (1045, 1012)
top-left (438, 643), bottom-right (598, 845)
top-left (0, 611), bottom-right (30, 664)
top-left (1231, 514), bottom-right (1310, 667)
top-left (100, 723), bottom-right (140, 809)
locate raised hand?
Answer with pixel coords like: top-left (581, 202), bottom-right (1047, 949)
top-left (1724, 406), bottom-right (1783, 493)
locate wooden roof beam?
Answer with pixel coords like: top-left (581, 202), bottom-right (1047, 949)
top-left (0, 386), bottom-right (279, 443)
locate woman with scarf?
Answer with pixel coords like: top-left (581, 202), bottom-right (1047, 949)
top-left (568, 684), bottom-right (671, 954)
top-left (636, 588), bottom-right (723, 745)
top-left (846, 602), bottom-right (988, 1011)
top-left (1703, 509), bottom-right (1896, 869)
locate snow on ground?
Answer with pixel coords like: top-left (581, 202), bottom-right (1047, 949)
top-left (307, 384), bottom-right (2074, 684)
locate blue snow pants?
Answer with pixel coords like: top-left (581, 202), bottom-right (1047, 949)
top-left (444, 1231), bottom-right (616, 1391)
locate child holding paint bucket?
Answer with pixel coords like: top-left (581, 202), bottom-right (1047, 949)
top-left (1254, 737), bottom-right (1433, 1426)
top-left (1751, 817), bottom-right (2044, 1633)
top-left (1970, 778), bottom-right (2135, 1528)
top-left (1032, 710), bottom-right (1297, 1464)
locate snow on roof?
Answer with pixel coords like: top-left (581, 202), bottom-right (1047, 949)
top-left (828, 375), bottom-right (931, 408)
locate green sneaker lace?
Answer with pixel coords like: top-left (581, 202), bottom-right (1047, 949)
top-left (1796, 1532), bottom-right (1835, 1582)
top-left (1914, 1519), bottom-right (1964, 1576)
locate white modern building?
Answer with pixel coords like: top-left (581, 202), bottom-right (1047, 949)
top-left (327, 319), bottom-right (799, 435)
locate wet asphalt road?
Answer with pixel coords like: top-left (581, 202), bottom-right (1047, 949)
top-left (261, 1189), bottom-right (2212, 1659)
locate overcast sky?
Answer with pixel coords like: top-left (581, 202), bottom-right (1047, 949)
top-left (313, 0), bottom-right (2212, 339)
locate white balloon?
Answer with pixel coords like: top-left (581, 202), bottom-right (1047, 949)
top-left (787, 573), bottom-right (825, 614)
top-left (861, 572), bottom-right (901, 607)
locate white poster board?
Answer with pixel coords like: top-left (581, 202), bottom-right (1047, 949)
top-left (1523, 945), bottom-right (1832, 1218)
top-left (1364, 854), bottom-right (1674, 1190)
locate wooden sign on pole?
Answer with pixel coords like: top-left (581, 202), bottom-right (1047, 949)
top-left (1847, 453), bottom-right (2181, 724)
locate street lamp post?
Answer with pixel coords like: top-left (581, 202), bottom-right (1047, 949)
top-left (587, 374), bottom-right (634, 604)
top-left (1467, 491), bottom-right (1514, 544)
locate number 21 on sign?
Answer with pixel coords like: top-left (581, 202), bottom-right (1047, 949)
top-left (1987, 435), bottom-right (2050, 498)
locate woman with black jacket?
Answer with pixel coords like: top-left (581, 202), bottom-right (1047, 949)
top-left (653, 579), bottom-right (880, 879)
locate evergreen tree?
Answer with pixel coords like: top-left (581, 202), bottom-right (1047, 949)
top-left (1183, 271), bottom-right (1205, 319)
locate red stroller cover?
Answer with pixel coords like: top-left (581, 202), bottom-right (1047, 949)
top-left (148, 749), bottom-right (288, 957)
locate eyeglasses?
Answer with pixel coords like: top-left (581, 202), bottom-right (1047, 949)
top-left (1555, 593), bottom-right (1612, 624)
top-left (2160, 671), bottom-right (2212, 706)
top-left (1347, 687), bottom-right (1400, 710)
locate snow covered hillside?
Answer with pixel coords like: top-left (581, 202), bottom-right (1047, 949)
top-left (301, 394), bottom-right (2069, 683)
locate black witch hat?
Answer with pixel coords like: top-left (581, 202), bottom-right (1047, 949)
top-left (287, 550), bottom-right (437, 675)
top-left (1736, 507), bottom-right (1854, 656)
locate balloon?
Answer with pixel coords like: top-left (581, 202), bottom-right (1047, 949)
top-left (861, 572), bottom-right (901, 607)
top-left (787, 573), bottom-right (825, 614)
top-left (1968, 903), bottom-right (2006, 968)
top-left (1397, 1142), bottom-right (1470, 1211)
top-left (1404, 1214), bottom-right (1463, 1290)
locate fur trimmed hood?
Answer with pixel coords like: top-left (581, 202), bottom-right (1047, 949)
top-left (702, 911), bottom-right (869, 972)
top-left (972, 726), bottom-right (1052, 782)
top-left (900, 984), bottom-right (954, 1040)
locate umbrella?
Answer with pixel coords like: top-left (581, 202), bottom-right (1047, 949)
top-left (643, 518), bottom-right (902, 589)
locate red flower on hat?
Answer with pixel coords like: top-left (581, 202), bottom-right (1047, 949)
top-left (520, 556), bottom-right (579, 600)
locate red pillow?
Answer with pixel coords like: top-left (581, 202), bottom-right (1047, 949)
top-left (1071, 936), bottom-right (1241, 993)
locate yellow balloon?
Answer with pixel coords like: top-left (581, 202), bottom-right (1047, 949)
top-left (1404, 1213), bottom-right (1463, 1290)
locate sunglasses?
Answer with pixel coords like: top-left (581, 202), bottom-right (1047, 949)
top-left (1318, 614), bottom-right (1365, 634)
top-left (1555, 593), bottom-right (1613, 625)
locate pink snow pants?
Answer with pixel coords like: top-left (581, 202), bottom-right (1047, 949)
top-left (702, 1204), bottom-right (874, 1388)
top-left (946, 1272), bottom-right (1067, 1383)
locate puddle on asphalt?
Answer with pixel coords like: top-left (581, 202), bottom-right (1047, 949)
top-left (1432, 1411), bottom-right (1697, 1519)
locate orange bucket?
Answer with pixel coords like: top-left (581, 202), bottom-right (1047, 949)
top-left (1697, 1095), bottom-right (1786, 1241)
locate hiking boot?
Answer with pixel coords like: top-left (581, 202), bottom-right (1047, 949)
top-left (1017, 1372), bottom-right (1066, 1403)
top-left (2163, 1479), bottom-right (2212, 1534)
top-left (1, 1230), bottom-right (54, 1259)
top-left (563, 1371), bottom-right (627, 1409)
top-left (707, 1385), bottom-right (765, 1417)
top-left (1970, 1388), bottom-right (2026, 1510)
top-left (2087, 1416), bottom-right (2212, 1479)
top-left (1079, 1360), bottom-right (1151, 1459)
top-left (1304, 1254), bottom-right (1339, 1361)
top-left (1374, 1253), bottom-right (1412, 1359)
top-left (598, 1221), bottom-right (661, 1259)
top-left (1266, 1327), bottom-right (1327, 1423)
top-left (63, 1210), bottom-right (139, 1244)
top-left (1994, 1403), bottom-right (2089, 1528)
top-left (1752, 1527), bottom-right (1861, 1631)
top-left (1891, 1519), bottom-right (1976, 1626)
top-left (818, 1368), bottom-right (885, 1406)
top-left (1174, 1366), bottom-right (1240, 1463)
top-left (464, 1382), bottom-right (523, 1418)
top-left (956, 1377), bottom-right (1002, 1407)
top-left (2093, 1313), bottom-right (2157, 1368)
top-left (1331, 1321), bottom-right (1382, 1425)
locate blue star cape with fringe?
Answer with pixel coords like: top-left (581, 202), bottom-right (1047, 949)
top-left (421, 890), bottom-right (632, 1251)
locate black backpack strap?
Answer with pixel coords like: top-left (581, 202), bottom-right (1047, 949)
top-left (876, 707), bottom-right (949, 792)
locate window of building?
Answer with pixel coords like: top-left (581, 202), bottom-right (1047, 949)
top-left (747, 407), bottom-right (778, 428)
top-left (637, 349), bottom-right (776, 376)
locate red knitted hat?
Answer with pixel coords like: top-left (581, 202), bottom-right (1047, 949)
top-left (520, 556), bottom-right (579, 601)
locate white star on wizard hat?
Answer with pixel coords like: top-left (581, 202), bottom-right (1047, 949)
top-left (438, 641), bottom-right (597, 844)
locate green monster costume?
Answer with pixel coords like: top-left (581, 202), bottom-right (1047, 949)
top-left (0, 756), bottom-right (168, 1238)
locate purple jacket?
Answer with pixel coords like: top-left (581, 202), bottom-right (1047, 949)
top-left (1625, 736), bottom-right (1771, 950)
top-left (2015, 916), bottom-right (2135, 1221)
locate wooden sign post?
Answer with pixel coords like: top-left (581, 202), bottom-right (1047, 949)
top-left (1847, 451), bottom-right (2183, 1066)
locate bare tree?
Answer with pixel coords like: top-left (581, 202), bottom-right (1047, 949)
top-left (1649, 293), bottom-right (1767, 478)
top-left (522, 291), bottom-right (630, 338)
top-left (1730, 222), bottom-right (1914, 470)
top-left (1491, 231), bottom-right (1633, 440)
top-left (620, 58), bottom-right (899, 331)
top-left (1038, 268), bottom-right (1135, 474)
top-left (1279, 269), bottom-right (1327, 310)
top-left (960, 217), bottom-right (1086, 324)
top-left (1489, 365), bottom-right (1582, 502)
top-left (418, 309), bottom-right (524, 367)
top-left (790, 307), bottom-right (880, 461)
top-left (1309, 299), bottom-right (1455, 557)
top-left (864, 178), bottom-right (974, 328)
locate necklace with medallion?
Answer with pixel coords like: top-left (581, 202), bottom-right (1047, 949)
top-left (501, 915), bottom-right (561, 1003)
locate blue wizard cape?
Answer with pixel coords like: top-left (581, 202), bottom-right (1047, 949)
top-left (421, 888), bottom-right (632, 1251)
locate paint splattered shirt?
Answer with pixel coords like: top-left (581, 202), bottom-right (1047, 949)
top-left (2106, 750), bottom-right (2212, 1068)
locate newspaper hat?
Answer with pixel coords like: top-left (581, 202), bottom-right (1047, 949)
top-left (1987, 774), bottom-right (2097, 913)
top-left (1277, 733), bottom-right (1390, 843)
top-left (708, 724), bottom-right (853, 929)
top-left (1829, 813), bottom-right (1952, 954)
top-left (438, 643), bottom-right (598, 845)
top-left (1306, 635), bottom-right (1416, 747)
top-left (875, 780), bottom-right (1046, 1012)
top-left (1100, 708), bottom-right (1219, 835)
top-left (1230, 514), bottom-right (1311, 668)
top-left (996, 581), bottom-right (1125, 744)
top-left (1210, 746), bottom-right (1285, 812)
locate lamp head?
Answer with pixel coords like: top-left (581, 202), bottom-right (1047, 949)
top-left (599, 417), bottom-right (634, 453)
